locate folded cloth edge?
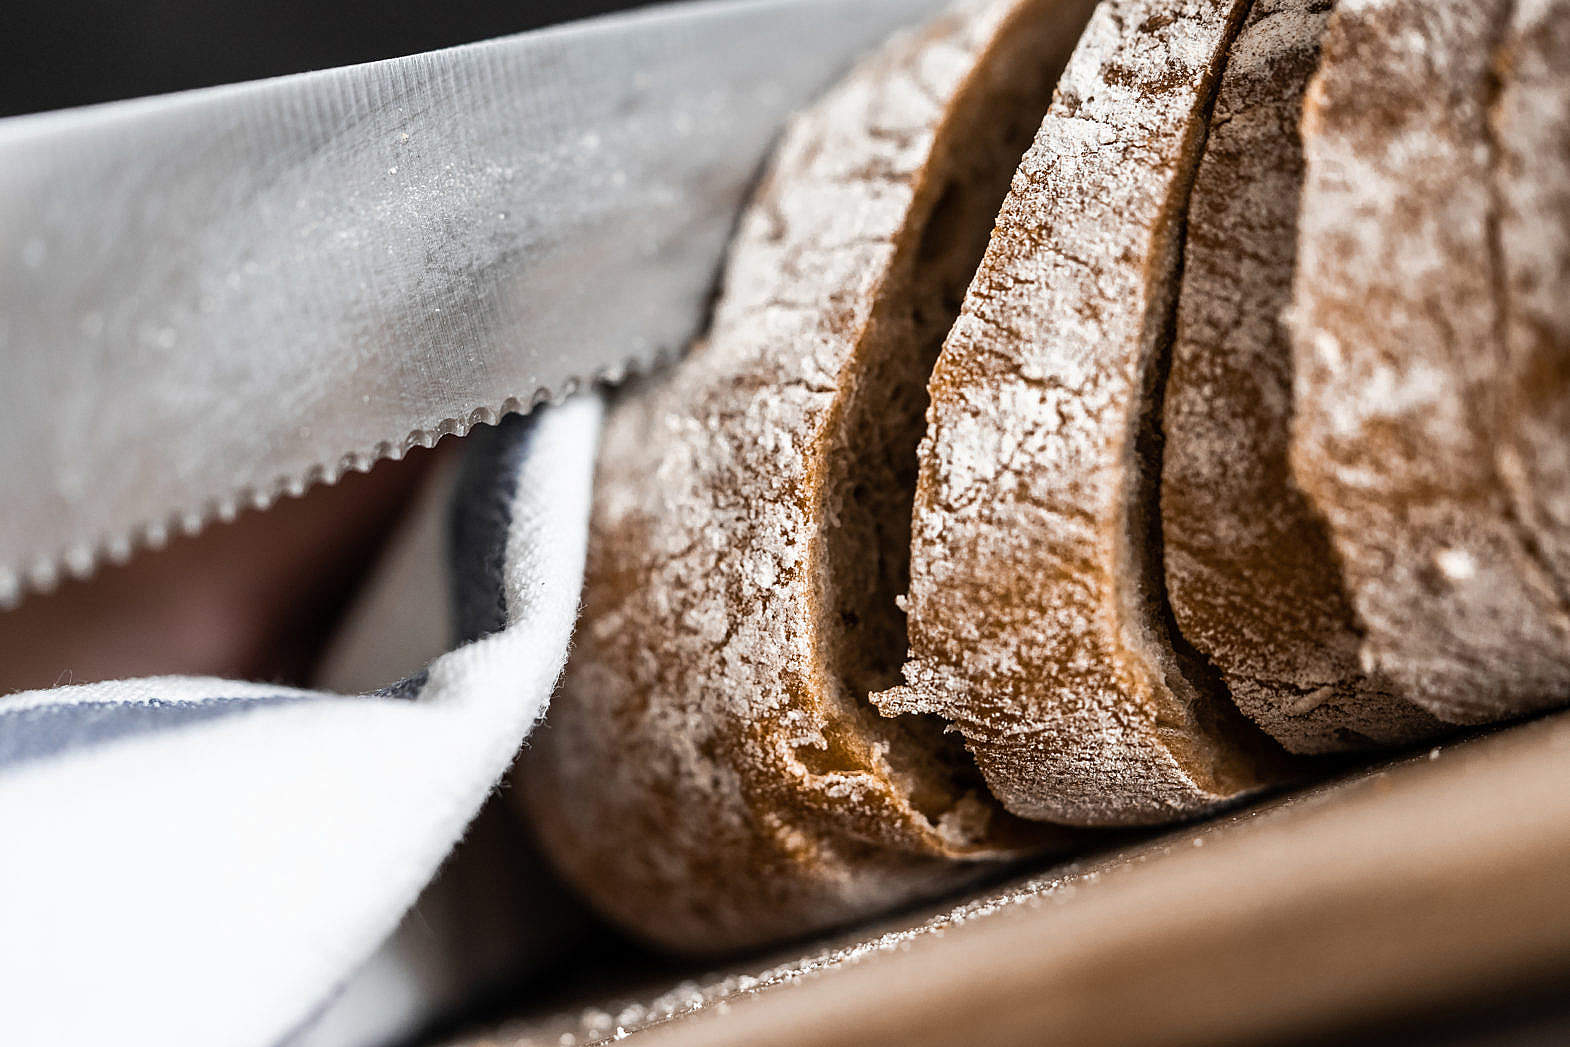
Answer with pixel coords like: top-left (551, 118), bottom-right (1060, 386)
top-left (0, 394), bottom-right (602, 1047)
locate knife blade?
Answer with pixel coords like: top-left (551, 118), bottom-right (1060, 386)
top-left (0, 0), bottom-right (945, 605)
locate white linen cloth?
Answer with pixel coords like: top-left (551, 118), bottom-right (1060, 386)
top-left (0, 396), bottom-right (602, 1047)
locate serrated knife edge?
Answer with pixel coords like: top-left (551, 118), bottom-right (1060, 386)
top-left (0, 0), bottom-right (946, 606)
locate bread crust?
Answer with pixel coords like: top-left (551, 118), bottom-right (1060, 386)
top-left (883, 0), bottom-right (1287, 826)
top-left (1493, 0), bottom-right (1570, 616)
top-left (521, 0), bottom-right (1088, 953)
top-left (1288, 0), bottom-right (1570, 723)
top-left (1159, 0), bottom-right (1443, 753)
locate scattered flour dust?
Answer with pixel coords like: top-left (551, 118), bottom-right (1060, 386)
top-left (474, 862), bottom-right (1099, 1046)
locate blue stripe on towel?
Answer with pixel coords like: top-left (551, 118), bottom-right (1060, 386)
top-left (0, 695), bottom-right (306, 770)
top-left (449, 412), bottom-right (536, 643)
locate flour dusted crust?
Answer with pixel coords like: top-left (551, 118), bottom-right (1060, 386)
top-left (1288, 0), bottom-right (1570, 724)
top-left (1159, 0), bottom-right (1442, 753)
top-left (881, 0), bottom-right (1286, 827)
top-left (1493, 0), bottom-right (1570, 614)
top-left (521, 0), bottom-right (1090, 953)
top-left (523, 0), bottom-right (1570, 954)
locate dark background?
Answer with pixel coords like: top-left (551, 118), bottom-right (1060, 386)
top-left (1, 0), bottom-right (647, 118)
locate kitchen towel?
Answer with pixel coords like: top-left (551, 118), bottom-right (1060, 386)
top-left (0, 395), bottom-right (602, 1047)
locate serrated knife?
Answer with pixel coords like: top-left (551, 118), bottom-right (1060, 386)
top-left (0, 0), bottom-right (945, 606)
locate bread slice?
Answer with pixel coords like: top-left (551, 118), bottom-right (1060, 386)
top-left (1288, 0), bottom-right (1570, 724)
top-left (880, 0), bottom-right (1288, 827)
top-left (1493, 0), bottom-right (1570, 616)
top-left (520, 0), bottom-right (1092, 954)
top-left (1158, 0), bottom-right (1443, 753)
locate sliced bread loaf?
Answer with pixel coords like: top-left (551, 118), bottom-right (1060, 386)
top-left (521, 0), bottom-right (1091, 952)
top-left (881, 0), bottom-right (1289, 825)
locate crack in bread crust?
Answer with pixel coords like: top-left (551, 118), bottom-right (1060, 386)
top-left (884, 0), bottom-right (1288, 828)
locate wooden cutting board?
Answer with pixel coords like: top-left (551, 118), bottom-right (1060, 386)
top-left (465, 710), bottom-right (1570, 1046)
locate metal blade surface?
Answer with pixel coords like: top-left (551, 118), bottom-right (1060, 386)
top-left (0, 0), bottom-right (944, 602)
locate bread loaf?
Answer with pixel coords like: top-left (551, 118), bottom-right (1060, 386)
top-left (880, 0), bottom-right (1288, 826)
top-left (1158, 0), bottom-right (1443, 753)
top-left (521, 0), bottom-right (1091, 953)
top-left (1288, 0), bottom-right (1570, 723)
top-left (520, 0), bottom-right (1570, 955)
